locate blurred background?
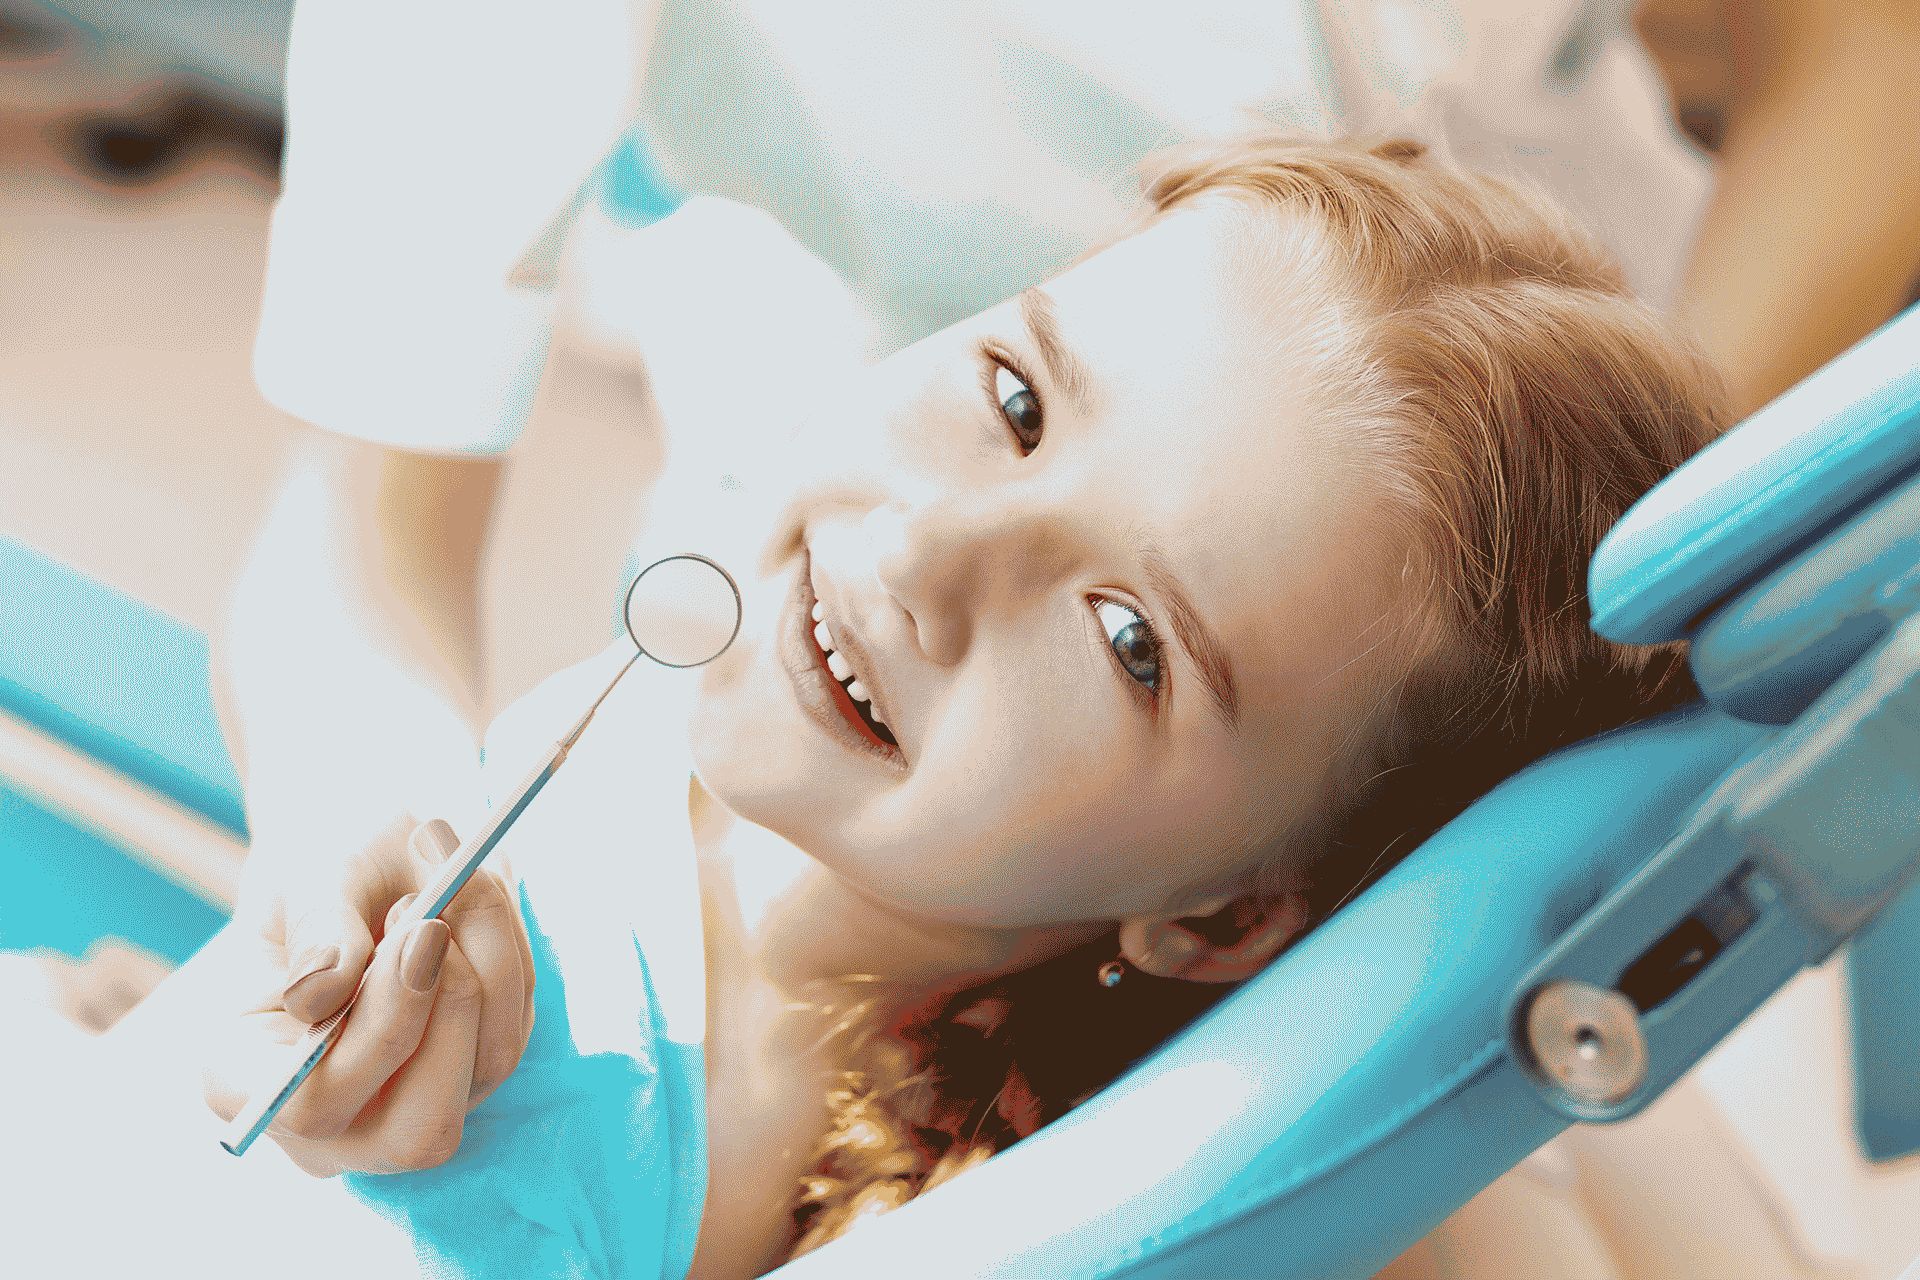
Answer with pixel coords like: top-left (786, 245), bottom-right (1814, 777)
top-left (1, 6), bottom-right (1917, 1275)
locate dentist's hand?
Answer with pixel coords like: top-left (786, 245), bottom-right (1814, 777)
top-left (203, 814), bottom-right (535, 1177)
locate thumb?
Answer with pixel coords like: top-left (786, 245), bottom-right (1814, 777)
top-left (279, 892), bottom-right (378, 1025)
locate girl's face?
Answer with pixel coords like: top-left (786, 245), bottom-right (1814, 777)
top-left (687, 204), bottom-right (1410, 936)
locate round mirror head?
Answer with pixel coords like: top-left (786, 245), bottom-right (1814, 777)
top-left (623, 553), bottom-right (743, 668)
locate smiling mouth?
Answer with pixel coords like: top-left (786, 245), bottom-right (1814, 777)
top-left (785, 551), bottom-right (906, 768)
top-left (811, 618), bottom-right (900, 748)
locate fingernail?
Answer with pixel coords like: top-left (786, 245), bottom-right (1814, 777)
top-left (283, 945), bottom-right (340, 1002)
top-left (385, 892), bottom-right (419, 936)
top-left (412, 819), bottom-right (460, 863)
top-left (401, 919), bottom-right (451, 993)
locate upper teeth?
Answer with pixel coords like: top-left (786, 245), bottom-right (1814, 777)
top-left (811, 601), bottom-right (887, 727)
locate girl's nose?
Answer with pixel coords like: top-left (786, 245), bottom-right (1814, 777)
top-left (867, 492), bottom-right (1072, 665)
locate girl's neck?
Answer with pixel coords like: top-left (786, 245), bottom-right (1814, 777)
top-left (678, 777), bottom-right (1105, 1276)
top-left (684, 777), bottom-right (853, 1280)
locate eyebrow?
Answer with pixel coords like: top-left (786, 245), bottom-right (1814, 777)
top-left (1017, 287), bottom-right (1095, 416)
top-left (1137, 536), bottom-right (1242, 733)
top-left (1016, 289), bottom-right (1234, 729)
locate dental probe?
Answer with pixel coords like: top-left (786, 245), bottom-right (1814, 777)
top-left (219, 553), bottom-right (742, 1156)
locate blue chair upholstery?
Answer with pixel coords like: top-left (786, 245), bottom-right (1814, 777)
top-left (0, 538), bottom-right (246, 836)
top-left (1589, 301), bottom-right (1920, 648)
top-left (0, 539), bottom-right (240, 962)
top-left (765, 301), bottom-right (1920, 1277)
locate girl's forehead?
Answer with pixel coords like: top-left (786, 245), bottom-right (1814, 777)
top-left (1050, 207), bottom-right (1374, 540)
top-left (1052, 205), bottom-right (1250, 337)
top-left (1058, 200), bottom-right (1331, 331)
top-left (1051, 207), bottom-right (1347, 436)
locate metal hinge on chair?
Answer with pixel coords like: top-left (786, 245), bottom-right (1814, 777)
top-left (1507, 609), bottom-right (1920, 1123)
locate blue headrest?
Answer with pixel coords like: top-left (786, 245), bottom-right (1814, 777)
top-left (1588, 299), bottom-right (1920, 737)
top-left (1590, 304), bottom-right (1920, 648)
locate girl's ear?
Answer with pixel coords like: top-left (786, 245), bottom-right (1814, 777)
top-left (1118, 892), bottom-right (1311, 983)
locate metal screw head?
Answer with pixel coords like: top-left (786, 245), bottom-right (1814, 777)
top-left (1523, 979), bottom-right (1648, 1108)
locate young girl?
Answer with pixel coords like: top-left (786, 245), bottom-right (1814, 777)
top-left (750, 131), bottom-right (1725, 1269)
top-left (34, 130), bottom-right (1725, 1278)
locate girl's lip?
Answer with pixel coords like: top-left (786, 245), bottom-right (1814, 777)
top-left (781, 551), bottom-right (908, 771)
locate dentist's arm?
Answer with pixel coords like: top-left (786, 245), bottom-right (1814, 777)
top-left (211, 427), bottom-right (500, 854)
top-left (227, 0), bottom-right (661, 856)
top-left (234, 0), bottom-right (664, 814)
top-left (201, 0), bottom-right (661, 1171)
top-left (1655, 0), bottom-right (1920, 418)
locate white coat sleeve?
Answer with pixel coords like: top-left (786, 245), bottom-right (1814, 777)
top-left (253, 0), bottom-right (656, 454)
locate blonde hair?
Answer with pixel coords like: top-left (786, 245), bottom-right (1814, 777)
top-left (778, 132), bottom-right (1728, 1262)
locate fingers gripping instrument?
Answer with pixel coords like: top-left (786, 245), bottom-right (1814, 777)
top-left (219, 554), bottom-right (742, 1156)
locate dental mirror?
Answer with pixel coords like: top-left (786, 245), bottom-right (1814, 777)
top-left (624, 552), bottom-right (744, 667)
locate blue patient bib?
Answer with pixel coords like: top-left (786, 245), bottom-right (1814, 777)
top-left (343, 645), bottom-right (711, 1279)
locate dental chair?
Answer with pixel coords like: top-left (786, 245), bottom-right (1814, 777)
top-left (759, 300), bottom-right (1920, 1278)
top-left (1, 295), bottom-right (1913, 1275)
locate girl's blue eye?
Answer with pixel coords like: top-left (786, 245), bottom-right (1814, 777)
top-left (994, 363), bottom-right (1044, 454)
top-left (1093, 598), bottom-right (1163, 698)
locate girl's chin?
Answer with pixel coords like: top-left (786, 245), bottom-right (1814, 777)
top-left (684, 684), bottom-right (810, 830)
